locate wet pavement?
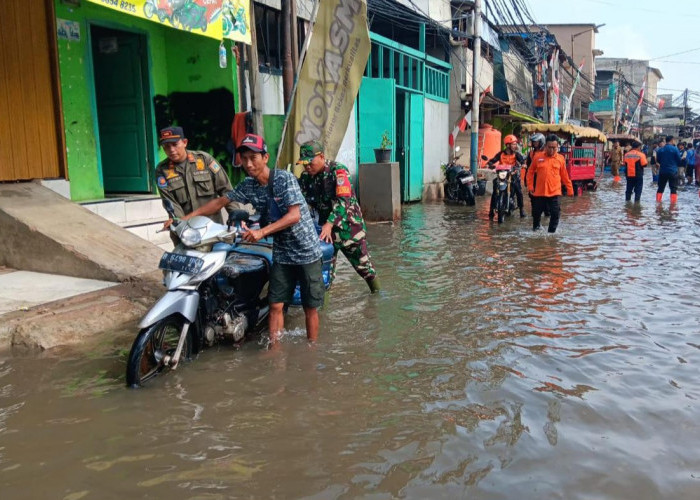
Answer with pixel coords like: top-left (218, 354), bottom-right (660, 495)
top-left (2, 179), bottom-right (700, 499)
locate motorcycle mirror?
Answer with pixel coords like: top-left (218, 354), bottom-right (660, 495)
top-left (481, 155), bottom-right (488, 161)
top-left (454, 146), bottom-right (461, 152)
top-left (227, 209), bottom-right (251, 227)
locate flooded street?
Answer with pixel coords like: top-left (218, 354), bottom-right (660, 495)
top-left (3, 180), bottom-right (700, 499)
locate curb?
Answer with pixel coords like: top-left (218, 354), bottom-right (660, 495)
top-left (0, 273), bottom-right (163, 352)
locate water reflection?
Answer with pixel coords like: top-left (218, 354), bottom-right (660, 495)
top-left (2, 184), bottom-right (700, 498)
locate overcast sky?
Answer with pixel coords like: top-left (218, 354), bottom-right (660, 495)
top-left (527, 0), bottom-right (700, 109)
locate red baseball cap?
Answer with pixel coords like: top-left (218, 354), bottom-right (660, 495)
top-left (237, 134), bottom-right (268, 154)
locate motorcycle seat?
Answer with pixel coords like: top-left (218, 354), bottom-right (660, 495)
top-left (213, 241), bottom-right (273, 266)
top-left (221, 252), bottom-right (267, 275)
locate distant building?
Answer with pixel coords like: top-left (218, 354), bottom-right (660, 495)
top-left (592, 58), bottom-right (663, 138)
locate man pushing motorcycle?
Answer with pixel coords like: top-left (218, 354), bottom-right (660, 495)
top-left (172, 134), bottom-right (325, 344)
top-left (487, 134), bottom-right (526, 218)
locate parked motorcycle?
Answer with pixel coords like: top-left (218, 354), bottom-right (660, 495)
top-left (490, 164), bottom-right (520, 223)
top-left (443, 147), bottom-right (477, 206)
top-left (125, 207), bottom-right (333, 388)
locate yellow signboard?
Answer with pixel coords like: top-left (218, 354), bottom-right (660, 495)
top-left (277, 0), bottom-right (371, 170)
top-left (86, 0), bottom-right (251, 44)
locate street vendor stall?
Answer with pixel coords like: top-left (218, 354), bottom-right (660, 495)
top-left (522, 123), bottom-right (607, 195)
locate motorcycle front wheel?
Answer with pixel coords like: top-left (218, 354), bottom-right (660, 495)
top-left (497, 191), bottom-right (508, 223)
top-left (126, 315), bottom-right (192, 388)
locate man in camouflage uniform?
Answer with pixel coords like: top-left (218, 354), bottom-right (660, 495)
top-left (297, 140), bottom-right (380, 293)
top-left (155, 126), bottom-right (235, 225)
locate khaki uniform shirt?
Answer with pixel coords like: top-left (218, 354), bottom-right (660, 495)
top-left (610, 147), bottom-right (623, 168)
top-left (155, 151), bottom-right (234, 223)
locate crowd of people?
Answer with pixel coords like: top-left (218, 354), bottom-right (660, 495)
top-left (153, 124), bottom-right (697, 345)
top-left (155, 126), bottom-right (379, 345)
top-left (486, 132), bottom-right (573, 233)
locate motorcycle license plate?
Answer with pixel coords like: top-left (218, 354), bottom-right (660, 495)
top-left (460, 175), bottom-right (474, 184)
top-left (159, 252), bottom-right (204, 274)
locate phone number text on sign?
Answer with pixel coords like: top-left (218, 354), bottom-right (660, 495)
top-left (98, 0), bottom-right (136, 14)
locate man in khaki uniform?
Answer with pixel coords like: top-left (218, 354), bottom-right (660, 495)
top-left (610, 140), bottom-right (623, 182)
top-left (155, 126), bottom-right (235, 224)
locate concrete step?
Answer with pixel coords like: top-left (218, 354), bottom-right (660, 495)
top-left (125, 220), bottom-right (172, 246)
top-left (81, 196), bottom-right (165, 226)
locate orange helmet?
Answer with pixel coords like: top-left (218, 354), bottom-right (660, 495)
top-left (504, 134), bottom-right (518, 145)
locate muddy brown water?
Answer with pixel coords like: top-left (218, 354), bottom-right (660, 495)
top-left (2, 181), bottom-right (700, 499)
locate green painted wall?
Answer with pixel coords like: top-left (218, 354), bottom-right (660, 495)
top-left (165, 32), bottom-right (234, 93)
top-left (53, 1), bottom-right (238, 201)
top-left (264, 114), bottom-right (285, 169)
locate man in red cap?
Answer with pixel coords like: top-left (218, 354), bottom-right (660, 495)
top-left (179, 134), bottom-right (325, 345)
top-left (155, 126), bottom-right (234, 226)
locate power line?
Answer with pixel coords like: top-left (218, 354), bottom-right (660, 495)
top-left (649, 46), bottom-right (700, 61)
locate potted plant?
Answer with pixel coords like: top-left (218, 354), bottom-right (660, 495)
top-left (374, 130), bottom-right (393, 163)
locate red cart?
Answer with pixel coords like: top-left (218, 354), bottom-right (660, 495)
top-left (522, 124), bottom-right (607, 196)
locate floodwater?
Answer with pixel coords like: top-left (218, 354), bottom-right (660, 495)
top-left (2, 179), bottom-right (700, 499)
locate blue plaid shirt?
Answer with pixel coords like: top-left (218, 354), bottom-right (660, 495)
top-left (226, 170), bottom-right (322, 265)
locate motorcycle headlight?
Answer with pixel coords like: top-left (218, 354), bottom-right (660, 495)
top-left (497, 171), bottom-right (508, 180)
top-left (180, 227), bottom-right (203, 247)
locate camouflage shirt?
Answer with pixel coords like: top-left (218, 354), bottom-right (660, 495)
top-left (298, 160), bottom-right (366, 238)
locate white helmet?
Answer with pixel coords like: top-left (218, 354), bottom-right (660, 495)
top-left (530, 133), bottom-right (545, 148)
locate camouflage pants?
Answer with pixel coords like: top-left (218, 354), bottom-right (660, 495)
top-left (331, 227), bottom-right (377, 283)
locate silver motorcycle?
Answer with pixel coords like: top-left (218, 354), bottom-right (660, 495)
top-left (126, 209), bottom-right (272, 387)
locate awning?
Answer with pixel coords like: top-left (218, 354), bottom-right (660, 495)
top-left (521, 123), bottom-right (607, 143)
top-left (480, 92), bottom-right (510, 110)
top-left (508, 109), bottom-right (542, 124)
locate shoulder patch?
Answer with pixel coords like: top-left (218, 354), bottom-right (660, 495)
top-left (335, 170), bottom-right (352, 197)
top-left (187, 153), bottom-right (195, 162)
top-left (208, 161), bottom-right (221, 173)
top-left (196, 158), bottom-right (205, 171)
top-left (157, 176), bottom-right (167, 188)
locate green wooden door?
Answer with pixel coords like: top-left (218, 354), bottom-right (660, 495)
top-left (92, 26), bottom-right (150, 193)
top-left (404, 93), bottom-right (424, 201)
top-left (358, 77), bottom-right (395, 164)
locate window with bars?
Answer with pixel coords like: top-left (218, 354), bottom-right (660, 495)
top-left (364, 35), bottom-right (450, 102)
top-left (255, 4), bottom-right (281, 72)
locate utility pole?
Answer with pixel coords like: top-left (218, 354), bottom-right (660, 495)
top-left (613, 63), bottom-right (620, 134)
top-left (282, 0), bottom-right (294, 109)
top-left (246, 5), bottom-right (264, 136)
top-left (683, 88), bottom-right (688, 126)
top-left (290, 0), bottom-right (299, 71)
top-left (469, 0), bottom-right (481, 177)
top-left (237, 42), bottom-right (248, 112)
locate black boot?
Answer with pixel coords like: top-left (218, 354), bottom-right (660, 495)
top-left (489, 210), bottom-right (494, 220)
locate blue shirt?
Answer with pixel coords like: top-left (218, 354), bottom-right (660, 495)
top-left (686, 148), bottom-right (696, 166)
top-left (656, 144), bottom-right (682, 175)
top-left (226, 170), bottom-right (322, 265)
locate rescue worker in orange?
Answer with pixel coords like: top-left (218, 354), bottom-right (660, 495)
top-left (623, 140), bottom-right (648, 203)
top-left (487, 134), bottom-right (526, 218)
top-left (525, 132), bottom-right (549, 216)
top-left (526, 134), bottom-right (574, 233)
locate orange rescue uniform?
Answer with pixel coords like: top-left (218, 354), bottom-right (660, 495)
top-left (623, 149), bottom-right (648, 177)
top-left (526, 153), bottom-right (574, 197)
top-left (525, 150), bottom-right (545, 190)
